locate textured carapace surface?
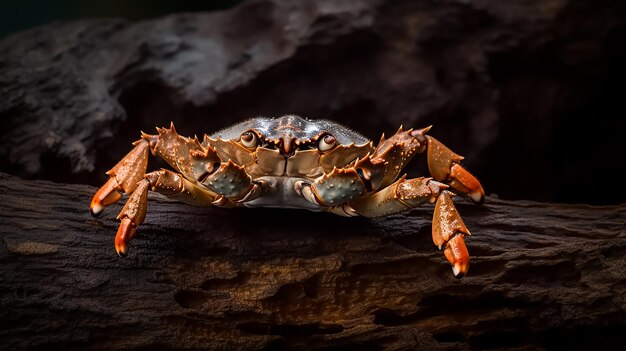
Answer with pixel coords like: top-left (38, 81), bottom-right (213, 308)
top-left (211, 115), bottom-right (370, 147)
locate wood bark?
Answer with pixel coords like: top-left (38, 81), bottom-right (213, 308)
top-left (0, 172), bottom-right (624, 350)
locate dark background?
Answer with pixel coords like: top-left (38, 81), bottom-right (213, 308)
top-left (0, 0), bottom-right (243, 38)
top-left (0, 0), bottom-right (624, 205)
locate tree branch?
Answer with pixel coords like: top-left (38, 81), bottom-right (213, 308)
top-left (0, 173), bottom-right (624, 349)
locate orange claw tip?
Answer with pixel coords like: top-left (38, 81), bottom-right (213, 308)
top-left (114, 218), bottom-right (135, 258)
top-left (114, 235), bottom-right (129, 257)
top-left (452, 263), bottom-right (467, 279)
top-left (469, 189), bottom-right (485, 205)
top-left (443, 234), bottom-right (470, 279)
top-left (90, 203), bottom-right (104, 217)
top-left (115, 244), bottom-right (128, 258)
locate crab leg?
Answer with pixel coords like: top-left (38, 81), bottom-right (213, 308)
top-left (92, 123), bottom-right (266, 256)
top-left (432, 190), bottom-right (471, 278)
top-left (114, 169), bottom-right (222, 256)
top-left (148, 124), bottom-right (260, 203)
top-left (349, 176), bottom-right (447, 217)
top-left (293, 125), bottom-right (480, 210)
top-left (91, 124), bottom-right (262, 216)
top-left (321, 126), bottom-right (484, 204)
top-left (349, 177), bottom-right (471, 278)
top-left (145, 169), bottom-right (220, 206)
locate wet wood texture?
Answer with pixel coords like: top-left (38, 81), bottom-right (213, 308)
top-left (0, 172), bottom-right (624, 350)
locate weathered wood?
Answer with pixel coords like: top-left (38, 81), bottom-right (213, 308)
top-left (0, 172), bottom-right (624, 350)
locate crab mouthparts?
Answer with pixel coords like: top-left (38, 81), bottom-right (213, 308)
top-left (279, 136), bottom-right (296, 156)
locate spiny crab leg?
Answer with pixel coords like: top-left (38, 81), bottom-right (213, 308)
top-left (92, 123), bottom-right (265, 256)
top-left (349, 178), bottom-right (471, 277)
top-left (350, 176), bottom-right (448, 217)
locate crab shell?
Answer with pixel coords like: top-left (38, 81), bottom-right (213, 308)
top-left (203, 115), bottom-right (375, 179)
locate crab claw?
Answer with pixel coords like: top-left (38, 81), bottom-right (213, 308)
top-left (238, 180), bottom-right (268, 203)
top-left (295, 181), bottom-right (320, 205)
top-left (443, 234), bottom-right (470, 278)
top-left (114, 217), bottom-right (136, 257)
top-left (114, 179), bottom-right (149, 257)
top-left (432, 190), bottom-right (471, 278)
top-left (449, 164), bottom-right (485, 205)
top-left (426, 136), bottom-right (484, 204)
top-left (90, 177), bottom-right (123, 217)
top-left (91, 139), bottom-right (150, 216)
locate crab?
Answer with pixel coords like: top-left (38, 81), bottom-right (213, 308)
top-left (90, 115), bottom-right (484, 278)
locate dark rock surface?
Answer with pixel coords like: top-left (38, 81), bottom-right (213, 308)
top-left (0, 172), bottom-right (624, 350)
top-left (0, 0), bottom-right (624, 204)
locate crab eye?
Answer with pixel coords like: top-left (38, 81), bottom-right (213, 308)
top-left (318, 134), bottom-right (337, 152)
top-left (240, 131), bottom-right (258, 149)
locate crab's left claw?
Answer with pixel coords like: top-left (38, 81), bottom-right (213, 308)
top-left (90, 139), bottom-right (150, 216)
top-left (425, 135), bottom-right (485, 204)
top-left (433, 190), bottom-right (471, 278)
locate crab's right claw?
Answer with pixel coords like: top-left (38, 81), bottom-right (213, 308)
top-left (432, 191), bottom-right (471, 278)
top-left (426, 136), bottom-right (484, 204)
